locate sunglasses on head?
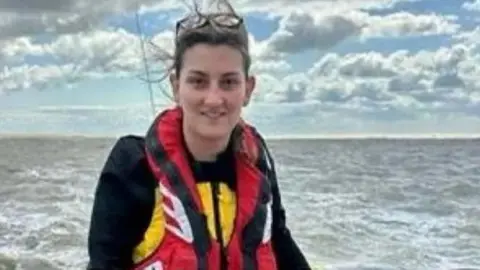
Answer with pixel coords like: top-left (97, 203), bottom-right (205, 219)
top-left (175, 12), bottom-right (244, 40)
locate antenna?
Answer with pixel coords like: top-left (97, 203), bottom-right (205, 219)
top-left (135, 3), bottom-right (156, 119)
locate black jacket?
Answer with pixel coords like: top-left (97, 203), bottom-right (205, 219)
top-left (87, 135), bottom-right (311, 270)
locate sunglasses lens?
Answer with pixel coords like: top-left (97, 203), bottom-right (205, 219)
top-left (181, 16), bottom-right (207, 28)
top-left (212, 14), bottom-right (241, 27)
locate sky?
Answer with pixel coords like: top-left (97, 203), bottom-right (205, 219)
top-left (1, 0), bottom-right (480, 138)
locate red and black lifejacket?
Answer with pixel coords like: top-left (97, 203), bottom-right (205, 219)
top-left (134, 107), bottom-right (278, 270)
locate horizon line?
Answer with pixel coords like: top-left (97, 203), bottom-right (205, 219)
top-left (1, 132), bottom-right (479, 140)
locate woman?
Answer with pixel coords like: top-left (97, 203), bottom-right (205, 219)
top-left (87, 1), bottom-right (312, 269)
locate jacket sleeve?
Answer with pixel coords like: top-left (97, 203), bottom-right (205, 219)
top-left (258, 136), bottom-right (312, 270)
top-left (87, 136), bottom-right (155, 270)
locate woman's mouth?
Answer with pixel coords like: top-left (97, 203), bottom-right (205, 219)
top-left (201, 111), bottom-right (226, 120)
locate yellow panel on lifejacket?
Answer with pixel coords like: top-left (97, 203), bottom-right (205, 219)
top-left (132, 187), bottom-right (165, 264)
top-left (196, 182), bottom-right (236, 245)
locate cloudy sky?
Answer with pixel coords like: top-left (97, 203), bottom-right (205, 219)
top-left (1, 0), bottom-right (480, 137)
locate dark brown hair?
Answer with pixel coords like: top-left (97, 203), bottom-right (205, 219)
top-left (175, 0), bottom-right (251, 76)
top-left (173, 25), bottom-right (251, 77)
top-left (146, 0), bottom-right (251, 85)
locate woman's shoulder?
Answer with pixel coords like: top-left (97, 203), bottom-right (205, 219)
top-left (101, 135), bottom-right (150, 181)
top-left (110, 134), bottom-right (146, 154)
top-left (96, 135), bottom-right (157, 207)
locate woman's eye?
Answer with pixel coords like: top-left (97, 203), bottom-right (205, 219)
top-left (188, 78), bottom-right (205, 86)
top-left (222, 79), bottom-right (239, 89)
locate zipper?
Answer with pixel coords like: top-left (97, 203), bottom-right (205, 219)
top-left (211, 181), bottom-right (227, 269)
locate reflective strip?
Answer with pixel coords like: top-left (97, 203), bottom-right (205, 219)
top-left (262, 199), bottom-right (272, 244)
top-left (160, 182), bottom-right (194, 243)
top-left (143, 261), bottom-right (163, 270)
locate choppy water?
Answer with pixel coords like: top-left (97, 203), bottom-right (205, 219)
top-left (0, 136), bottom-right (479, 270)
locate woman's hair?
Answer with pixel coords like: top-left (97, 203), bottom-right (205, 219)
top-left (173, 2), bottom-right (251, 77)
top-left (146, 0), bottom-right (251, 83)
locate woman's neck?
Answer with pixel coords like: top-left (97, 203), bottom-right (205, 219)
top-left (182, 128), bottom-right (231, 162)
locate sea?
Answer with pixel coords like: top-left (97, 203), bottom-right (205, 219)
top-left (0, 136), bottom-right (479, 270)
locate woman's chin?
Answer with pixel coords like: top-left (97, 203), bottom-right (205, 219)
top-left (196, 126), bottom-right (232, 141)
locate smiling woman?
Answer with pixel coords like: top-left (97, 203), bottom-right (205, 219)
top-left (86, 0), bottom-right (313, 269)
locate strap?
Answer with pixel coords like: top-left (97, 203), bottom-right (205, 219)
top-left (145, 120), bottom-right (210, 270)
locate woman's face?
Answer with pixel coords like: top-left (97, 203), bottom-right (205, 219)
top-left (171, 43), bottom-right (255, 141)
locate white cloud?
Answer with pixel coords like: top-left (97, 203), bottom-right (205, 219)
top-left (251, 60), bottom-right (291, 74)
top-left (0, 37), bottom-right (46, 67)
top-left (0, 64), bottom-right (76, 94)
top-left (358, 12), bottom-right (460, 38)
top-left (0, 0), bottom-right (179, 40)
top-left (255, 9), bottom-right (460, 57)
top-left (253, 40), bottom-right (480, 124)
top-left (0, 28), bottom-right (179, 93)
top-left (46, 29), bottom-right (143, 75)
top-left (463, 0), bottom-right (480, 11)
top-left (454, 26), bottom-right (480, 45)
top-left (233, 0), bottom-right (422, 15)
top-left (265, 11), bottom-right (363, 54)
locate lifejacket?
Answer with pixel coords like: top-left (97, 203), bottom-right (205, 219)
top-left (133, 106), bottom-right (278, 270)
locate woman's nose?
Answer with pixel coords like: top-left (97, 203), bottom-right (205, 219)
top-left (203, 84), bottom-right (224, 105)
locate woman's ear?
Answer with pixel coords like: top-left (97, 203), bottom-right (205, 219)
top-left (243, 75), bottom-right (256, 107)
